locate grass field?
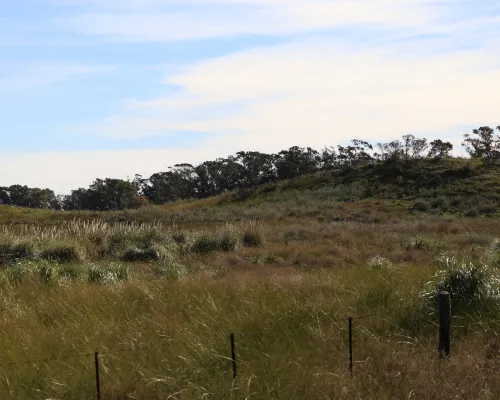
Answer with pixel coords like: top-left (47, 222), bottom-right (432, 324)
top-left (2, 187), bottom-right (500, 399)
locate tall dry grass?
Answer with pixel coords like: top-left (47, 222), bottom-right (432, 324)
top-left (1, 196), bottom-right (500, 397)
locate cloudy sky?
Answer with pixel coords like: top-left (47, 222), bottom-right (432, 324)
top-left (1, 0), bottom-right (499, 193)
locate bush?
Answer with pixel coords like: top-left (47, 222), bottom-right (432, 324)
top-left (413, 199), bottom-right (430, 212)
top-left (407, 236), bottom-right (433, 251)
top-left (152, 259), bottom-right (187, 280)
top-left (38, 261), bottom-right (59, 285)
top-left (422, 255), bottom-right (500, 314)
top-left (263, 253), bottom-right (283, 264)
top-left (88, 263), bottom-right (129, 284)
top-left (0, 240), bottom-right (35, 265)
top-left (217, 230), bottom-right (239, 252)
top-left (450, 196), bottom-right (462, 208)
top-left (58, 264), bottom-right (83, 281)
top-left (431, 196), bottom-right (448, 210)
top-left (171, 232), bottom-right (186, 244)
top-left (478, 204), bottom-right (497, 215)
top-left (121, 248), bottom-right (160, 262)
top-left (7, 260), bottom-right (37, 284)
top-left (242, 230), bottom-right (263, 247)
top-left (466, 207), bottom-right (479, 217)
top-left (191, 235), bottom-right (219, 254)
top-left (40, 245), bottom-right (82, 263)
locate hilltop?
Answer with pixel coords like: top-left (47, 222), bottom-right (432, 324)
top-left (1, 155), bottom-right (500, 225)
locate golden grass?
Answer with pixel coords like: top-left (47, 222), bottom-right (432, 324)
top-left (1, 193), bottom-right (500, 398)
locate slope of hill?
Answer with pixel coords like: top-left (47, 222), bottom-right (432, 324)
top-left (2, 156), bottom-right (500, 225)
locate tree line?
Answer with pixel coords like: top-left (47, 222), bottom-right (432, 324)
top-left (1, 126), bottom-right (499, 211)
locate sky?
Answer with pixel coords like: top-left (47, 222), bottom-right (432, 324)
top-left (1, 0), bottom-right (500, 194)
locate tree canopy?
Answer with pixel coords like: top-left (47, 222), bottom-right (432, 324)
top-left (11, 125), bottom-right (500, 212)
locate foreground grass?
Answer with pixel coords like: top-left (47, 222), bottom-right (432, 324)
top-left (3, 192), bottom-right (500, 398)
top-left (2, 265), bottom-right (500, 399)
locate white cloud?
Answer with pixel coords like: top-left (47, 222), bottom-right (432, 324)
top-left (74, 37), bottom-right (500, 156)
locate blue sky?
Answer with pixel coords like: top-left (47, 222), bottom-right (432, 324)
top-left (1, 0), bottom-right (500, 193)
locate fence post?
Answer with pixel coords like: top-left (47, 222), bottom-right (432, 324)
top-left (349, 317), bottom-right (353, 377)
top-left (438, 291), bottom-right (451, 358)
top-left (95, 352), bottom-right (101, 400)
top-left (230, 333), bottom-right (237, 380)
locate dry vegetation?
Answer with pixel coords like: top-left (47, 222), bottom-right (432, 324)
top-left (1, 189), bottom-right (500, 399)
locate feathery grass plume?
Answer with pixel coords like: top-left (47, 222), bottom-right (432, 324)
top-left (368, 255), bottom-right (393, 269)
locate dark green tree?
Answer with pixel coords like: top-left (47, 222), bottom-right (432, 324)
top-left (428, 139), bottom-right (453, 159)
top-left (462, 126), bottom-right (500, 161)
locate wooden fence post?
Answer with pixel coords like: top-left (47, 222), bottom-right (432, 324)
top-left (95, 352), bottom-right (101, 400)
top-left (230, 333), bottom-right (237, 380)
top-left (438, 291), bottom-right (451, 358)
top-left (349, 317), bottom-right (353, 377)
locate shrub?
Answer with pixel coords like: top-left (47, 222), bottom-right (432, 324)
top-left (152, 259), bottom-right (188, 280)
top-left (0, 242), bottom-right (11, 264)
top-left (40, 245), bottom-right (83, 263)
top-left (242, 231), bottom-right (263, 247)
top-left (450, 196), bottom-right (462, 208)
top-left (121, 248), bottom-right (160, 262)
top-left (58, 264), bottom-right (83, 281)
top-left (422, 255), bottom-right (500, 314)
top-left (407, 236), bottom-right (433, 251)
top-left (413, 199), bottom-right (430, 212)
top-left (431, 196), bottom-right (448, 210)
top-left (217, 230), bottom-right (239, 252)
top-left (38, 261), bottom-right (59, 285)
top-left (0, 240), bottom-right (35, 265)
top-left (478, 204), bottom-right (497, 215)
top-left (7, 260), bottom-right (37, 284)
top-left (171, 232), bottom-right (186, 244)
top-left (263, 253), bottom-right (283, 264)
top-left (88, 263), bottom-right (129, 284)
top-left (466, 207), bottom-right (479, 217)
top-left (191, 235), bottom-right (219, 254)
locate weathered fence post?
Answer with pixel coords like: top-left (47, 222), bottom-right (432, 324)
top-left (230, 333), bottom-right (237, 380)
top-left (95, 352), bottom-right (101, 400)
top-left (349, 317), bottom-right (353, 377)
top-left (438, 291), bottom-right (451, 358)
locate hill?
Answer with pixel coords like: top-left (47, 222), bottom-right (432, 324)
top-left (2, 156), bottom-right (500, 225)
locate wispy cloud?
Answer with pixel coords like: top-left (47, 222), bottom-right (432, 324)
top-left (0, 63), bottom-right (114, 93)
top-left (56, 0), bottom-right (448, 42)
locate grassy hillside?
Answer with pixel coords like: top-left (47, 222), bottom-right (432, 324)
top-left (2, 160), bottom-right (500, 398)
